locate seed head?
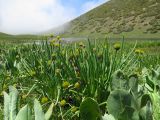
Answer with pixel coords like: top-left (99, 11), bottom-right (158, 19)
top-left (47, 60), bottom-right (52, 66)
top-left (57, 36), bottom-right (61, 40)
top-left (50, 34), bottom-right (54, 38)
top-left (79, 42), bottom-right (85, 48)
top-left (3, 84), bottom-right (7, 90)
top-left (62, 81), bottom-right (70, 89)
top-left (71, 106), bottom-right (78, 113)
top-left (135, 49), bottom-right (144, 54)
top-left (93, 48), bottom-right (96, 52)
top-left (41, 97), bottom-right (48, 104)
top-left (60, 99), bottom-right (66, 107)
top-left (55, 69), bottom-right (61, 74)
top-left (113, 43), bottom-right (121, 51)
top-left (30, 70), bottom-right (36, 77)
top-left (22, 94), bottom-right (27, 99)
top-left (74, 82), bottom-right (80, 89)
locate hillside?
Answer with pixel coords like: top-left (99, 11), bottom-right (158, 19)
top-left (0, 32), bottom-right (12, 37)
top-left (0, 32), bottom-right (41, 42)
top-left (61, 0), bottom-right (160, 38)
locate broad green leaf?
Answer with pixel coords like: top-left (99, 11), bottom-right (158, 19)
top-left (141, 94), bottom-right (151, 108)
top-left (139, 101), bottom-right (153, 120)
top-left (107, 90), bottom-right (132, 119)
top-left (9, 86), bottom-right (19, 120)
top-left (146, 76), bottom-right (154, 91)
top-left (102, 114), bottom-right (115, 120)
top-left (151, 92), bottom-right (160, 120)
top-left (80, 97), bottom-right (101, 120)
top-left (119, 106), bottom-right (138, 120)
top-left (3, 92), bottom-right (10, 120)
top-left (45, 103), bottom-right (54, 120)
top-left (111, 70), bottom-right (128, 90)
top-left (15, 105), bottom-right (32, 120)
top-left (146, 101), bottom-right (153, 120)
top-left (129, 74), bottom-right (138, 96)
top-left (34, 99), bottom-right (45, 120)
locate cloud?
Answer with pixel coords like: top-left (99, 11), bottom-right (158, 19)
top-left (0, 0), bottom-right (108, 34)
top-left (82, 0), bottom-right (109, 13)
top-left (0, 0), bottom-right (76, 34)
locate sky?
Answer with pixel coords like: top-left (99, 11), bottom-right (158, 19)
top-left (0, 0), bottom-right (108, 34)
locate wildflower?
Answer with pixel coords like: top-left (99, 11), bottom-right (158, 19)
top-left (13, 84), bottom-right (17, 88)
top-left (140, 50), bottom-right (144, 54)
top-left (135, 49), bottom-right (141, 54)
top-left (75, 48), bottom-right (79, 52)
top-left (93, 48), bottom-right (96, 52)
top-left (60, 99), bottom-right (66, 107)
top-left (135, 49), bottom-right (144, 54)
top-left (6, 76), bottom-right (10, 80)
top-left (62, 81), bottom-right (70, 89)
top-left (41, 97), bottom-right (48, 104)
top-left (57, 36), bottom-right (62, 43)
top-left (79, 42), bottom-right (85, 48)
top-left (3, 84), bottom-right (7, 90)
top-left (22, 94), bottom-right (27, 99)
top-left (50, 40), bottom-right (54, 44)
top-left (75, 49), bottom-right (80, 57)
top-left (50, 34), bottom-right (54, 38)
top-left (29, 70), bottom-right (36, 77)
top-left (56, 36), bottom-right (61, 40)
top-left (74, 82), bottom-right (80, 89)
top-left (113, 43), bottom-right (121, 51)
top-left (50, 39), bottom-right (56, 46)
top-left (54, 43), bottom-right (60, 47)
top-left (97, 52), bottom-right (103, 60)
top-left (71, 106), bottom-right (78, 113)
top-left (51, 53), bottom-right (56, 60)
top-left (47, 60), bottom-right (52, 66)
top-left (55, 69), bottom-right (61, 74)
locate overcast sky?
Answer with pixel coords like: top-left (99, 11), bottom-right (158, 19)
top-left (0, 0), bottom-right (108, 34)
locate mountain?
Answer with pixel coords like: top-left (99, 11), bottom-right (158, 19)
top-left (52, 0), bottom-right (160, 38)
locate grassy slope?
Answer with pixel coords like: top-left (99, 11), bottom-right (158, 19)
top-left (62, 0), bottom-right (160, 38)
top-left (0, 32), bottom-right (42, 43)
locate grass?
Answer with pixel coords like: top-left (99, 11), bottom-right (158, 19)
top-left (0, 32), bottom-right (43, 43)
top-left (0, 36), bottom-right (159, 119)
top-left (62, 30), bottom-right (160, 38)
top-left (58, 0), bottom-right (160, 37)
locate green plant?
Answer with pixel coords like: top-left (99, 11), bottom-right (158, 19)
top-left (80, 97), bottom-right (115, 120)
top-left (108, 70), bottom-right (153, 120)
top-left (3, 86), bottom-right (54, 120)
top-left (79, 70), bottom-right (155, 120)
top-left (0, 38), bottom-right (159, 119)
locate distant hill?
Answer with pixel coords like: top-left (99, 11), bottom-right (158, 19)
top-left (49, 0), bottom-right (160, 38)
top-left (0, 32), bottom-right (12, 37)
top-left (0, 32), bottom-right (41, 42)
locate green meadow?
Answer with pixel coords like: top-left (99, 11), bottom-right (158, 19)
top-left (0, 0), bottom-right (160, 119)
top-left (0, 36), bottom-right (160, 119)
